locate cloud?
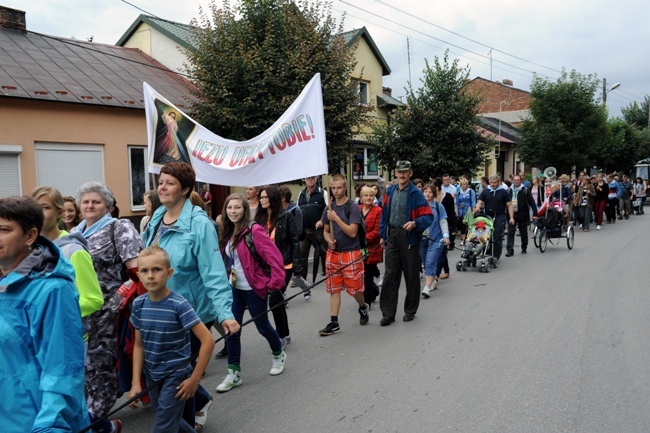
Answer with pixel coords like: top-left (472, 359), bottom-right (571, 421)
top-left (3, 0), bottom-right (649, 116)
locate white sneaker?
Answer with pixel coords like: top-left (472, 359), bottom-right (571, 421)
top-left (596, 225), bottom-right (602, 230)
top-left (579, 224), bottom-right (583, 228)
top-left (375, 276), bottom-right (383, 287)
top-left (432, 279), bottom-right (438, 291)
top-left (216, 368), bottom-right (242, 392)
top-left (270, 351), bottom-right (287, 376)
top-left (419, 272), bottom-right (424, 279)
top-left (421, 286), bottom-right (431, 298)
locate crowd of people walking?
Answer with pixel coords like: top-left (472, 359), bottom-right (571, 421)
top-left (1, 160), bottom-right (647, 433)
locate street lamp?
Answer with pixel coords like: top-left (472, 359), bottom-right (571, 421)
top-left (602, 78), bottom-right (621, 107)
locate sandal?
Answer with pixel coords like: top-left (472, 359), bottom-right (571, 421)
top-left (194, 395), bottom-right (213, 431)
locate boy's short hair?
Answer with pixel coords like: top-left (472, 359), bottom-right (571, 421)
top-left (0, 196), bottom-right (44, 236)
top-left (331, 174), bottom-right (346, 184)
top-left (138, 246), bottom-right (171, 268)
top-left (277, 185), bottom-right (292, 202)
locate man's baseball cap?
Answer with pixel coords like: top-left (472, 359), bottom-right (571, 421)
top-left (395, 160), bottom-right (412, 172)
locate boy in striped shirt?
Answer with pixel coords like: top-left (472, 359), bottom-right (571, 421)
top-left (128, 246), bottom-right (215, 433)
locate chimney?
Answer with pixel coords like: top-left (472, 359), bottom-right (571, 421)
top-left (382, 86), bottom-right (392, 97)
top-left (0, 6), bottom-right (26, 31)
top-left (502, 79), bottom-right (513, 86)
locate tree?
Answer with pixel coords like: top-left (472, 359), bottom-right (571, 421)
top-left (370, 51), bottom-right (492, 180)
top-left (590, 118), bottom-right (644, 173)
top-left (621, 96), bottom-right (650, 129)
top-left (186, 0), bottom-right (364, 171)
top-left (518, 69), bottom-right (608, 175)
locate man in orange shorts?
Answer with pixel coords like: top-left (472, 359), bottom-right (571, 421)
top-left (319, 174), bottom-right (369, 336)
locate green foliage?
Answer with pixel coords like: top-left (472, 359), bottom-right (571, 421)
top-left (186, 0), bottom-right (364, 171)
top-left (370, 51), bottom-right (492, 180)
top-left (518, 69), bottom-right (608, 174)
top-left (590, 118), bottom-right (644, 173)
top-left (621, 96), bottom-right (650, 131)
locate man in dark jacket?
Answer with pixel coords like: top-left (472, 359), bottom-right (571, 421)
top-left (298, 176), bottom-right (328, 282)
top-left (506, 175), bottom-right (538, 256)
top-left (379, 161), bottom-right (433, 325)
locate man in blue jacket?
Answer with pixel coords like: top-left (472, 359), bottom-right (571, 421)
top-left (379, 161), bottom-right (433, 325)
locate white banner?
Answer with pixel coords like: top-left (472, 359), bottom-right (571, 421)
top-left (144, 74), bottom-right (328, 186)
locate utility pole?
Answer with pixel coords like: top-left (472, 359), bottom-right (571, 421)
top-left (488, 49), bottom-right (493, 81)
top-left (602, 77), bottom-right (620, 107)
top-left (407, 37), bottom-right (412, 85)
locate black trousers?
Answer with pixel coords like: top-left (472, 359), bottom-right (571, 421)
top-left (491, 214), bottom-right (506, 259)
top-left (606, 198), bottom-right (618, 222)
top-left (380, 228), bottom-right (422, 319)
top-left (506, 216), bottom-right (529, 253)
top-left (363, 263), bottom-right (380, 305)
top-left (300, 228), bottom-right (325, 281)
top-left (269, 269), bottom-right (291, 338)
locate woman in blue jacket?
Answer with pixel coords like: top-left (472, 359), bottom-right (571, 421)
top-left (0, 196), bottom-right (89, 433)
top-left (142, 162), bottom-right (239, 431)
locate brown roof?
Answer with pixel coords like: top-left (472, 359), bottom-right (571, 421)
top-left (0, 28), bottom-right (195, 110)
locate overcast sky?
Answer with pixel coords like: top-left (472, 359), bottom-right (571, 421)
top-left (4, 0), bottom-right (649, 118)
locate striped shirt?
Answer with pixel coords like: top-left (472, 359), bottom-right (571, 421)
top-left (130, 291), bottom-right (201, 380)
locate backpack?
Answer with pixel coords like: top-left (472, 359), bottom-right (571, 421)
top-left (343, 199), bottom-right (367, 249)
top-left (243, 222), bottom-right (271, 277)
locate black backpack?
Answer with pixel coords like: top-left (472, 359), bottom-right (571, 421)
top-left (343, 199), bottom-right (367, 249)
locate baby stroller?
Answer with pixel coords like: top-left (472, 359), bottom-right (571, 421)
top-left (456, 214), bottom-right (496, 273)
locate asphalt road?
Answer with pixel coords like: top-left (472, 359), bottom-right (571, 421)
top-left (115, 214), bottom-right (650, 433)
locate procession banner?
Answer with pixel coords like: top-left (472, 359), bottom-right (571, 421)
top-left (144, 73), bottom-right (328, 186)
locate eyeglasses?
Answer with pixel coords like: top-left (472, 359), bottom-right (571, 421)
top-left (259, 196), bottom-right (269, 200)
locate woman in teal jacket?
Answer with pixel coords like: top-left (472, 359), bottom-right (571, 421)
top-left (0, 196), bottom-right (89, 433)
top-left (142, 162), bottom-right (239, 430)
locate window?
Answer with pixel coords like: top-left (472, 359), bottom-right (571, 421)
top-left (352, 146), bottom-right (379, 180)
top-left (128, 146), bottom-right (154, 211)
top-left (357, 81), bottom-right (369, 106)
top-left (0, 145), bottom-right (22, 198)
top-left (35, 143), bottom-right (104, 197)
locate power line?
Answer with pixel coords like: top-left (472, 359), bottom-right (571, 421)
top-left (336, 0), bottom-right (552, 78)
top-left (336, 1), bottom-right (649, 105)
top-left (371, 0), bottom-right (564, 75)
top-left (335, 0), bottom-right (554, 80)
top-left (332, 7), bottom-right (537, 83)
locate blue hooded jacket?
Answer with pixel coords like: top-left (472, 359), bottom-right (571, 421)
top-left (0, 236), bottom-right (89, 433)
top-left (142, 199), bottom-right (234, 324)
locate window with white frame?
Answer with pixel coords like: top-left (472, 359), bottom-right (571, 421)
top-left (0, 145), bottom-right (22, 198)
top-left (352, 146), bottom-right (379, 180)
top-left (128, 146), bottom-right (154, 211)
top-left (357, 81), bottom-right (369, 106)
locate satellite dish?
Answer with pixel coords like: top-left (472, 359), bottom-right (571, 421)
top-left (543, 166), bottom-right (557, 179)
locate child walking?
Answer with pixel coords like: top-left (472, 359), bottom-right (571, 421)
top-left (216, 193), bottom-right (288, 393)
top-left (128, 246), bottom-right (215, 433)
top-left (319, 174), bottom-right (369, 336)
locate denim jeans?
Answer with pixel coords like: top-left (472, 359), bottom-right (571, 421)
top-left (182, 321), bottom-right (213, 427)
top-left (147, 373), bottom-right (195, 433)
top-left (227, 288), bottom-right (282, 366)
